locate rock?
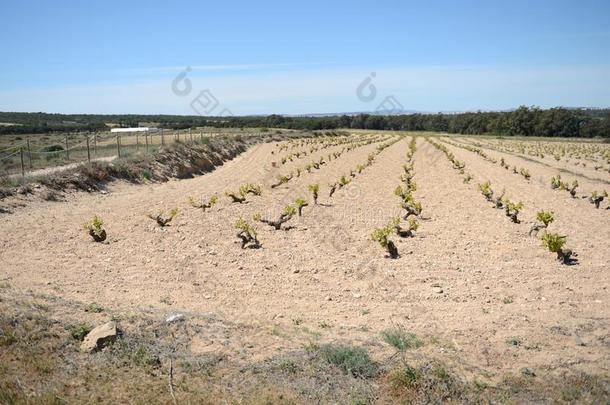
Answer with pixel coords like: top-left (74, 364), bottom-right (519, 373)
top-left (520, 367), bottom-right (536, 377)
top-left (432, 286), bottom-right (443, 294)
top-left (293, 269), bottom-right (300, 274)
top-left (166, 313), bottom-right (185, 324)
top-left (574, 334), bottom-right (585, 346)
top-left (80, 321), bottom-right (117, 353)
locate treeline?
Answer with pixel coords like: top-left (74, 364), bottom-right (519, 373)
top-left (1, 107), bottom-right (608, 138)
top-left (218, 107), bottom-right (610, 138)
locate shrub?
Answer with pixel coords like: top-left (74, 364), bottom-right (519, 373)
top-left (568, 180), bottom-right (578, 197)
top-left (271, 174), bottom-right (291, 188)
top-left (393, 216), bottom-right (418, 238)
top-left (551, 175), bottom-right (562, 189)
top-left (463, 174), bottom-right (473, 184)
top-left (372, 224), bottom-right (399, 258)
top-left (295, 197), bottom-right (308, 216)
top-left (478, 181), bottom-right (493, 201)
top-left (537, 210), bottom-right (554, 227)
top-left (148, 208), bottom-right (178, 227)
top-left (338, 175), bottom-right (351, 187)
top-left (541, 232), bottom-right (573, 263)
top-left (259, 205), bottom-right (295, 230)
top-left (389, 365), bottom-right (421, 392)
top-left (519, 168), bottom-right (531, 180)
top-left (70, 324), bottom-right (92, 341)
top-left (317, 344), bottom-right (377, 378)
top-left (235, 217), bottom-right (260, 248)
top-left (189, 195), bottom-right (218, 211)
top-left (493, 189), bottom-right (506, 209)
top-left (381, 326), bottom-right (421, 352)
top-left (503, 199), bottom-right (523, 223)
top-left (240, 183), bottom-right (262, 196)
top-left (401, 195), bottom-right (422, 218)
top-left (83, 215), bottom-right (107, 242)
top-left (328, 182), bottom-right (337, 197)
top-left (225, 190), bottom-right (247, 203)
top-left (589, 191), bottom-right (608, 208)
top-left (308, 183), bottom-right (319, 204)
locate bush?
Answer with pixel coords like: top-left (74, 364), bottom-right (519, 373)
top-left (235, 217), bottom-right (260, 248)
top-left (189, 195), bottom-right (218, 211)
top-left (308, 183), bottom-right (319, 204)
top-left (372, 224), bottom-right (398, 258)
top-left (83, 215), bottom-right (107, 242)
top-left (478, 181), bottom-right (493, 201)
top-left (70, 324), bottom-right (92, 341)
top-left (295, 198), bottom-right (308, 216)
top-left (148, 208), bottom-right (178, 227)
top-left (317, 344), bottom-right (377, 378)
top-left (381, 326), bottom-right (421, 352)
top-left (536, 210), bottom-right (554, 227)
top-left (503, 199), bottom-right (523, 223)
top-left (541, 232), bottom-right (574, 264)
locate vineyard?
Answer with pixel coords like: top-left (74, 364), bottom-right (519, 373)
top-left (0, 132), bottom-right (609, 403)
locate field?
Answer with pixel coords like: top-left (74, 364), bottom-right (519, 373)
top-left (1, 131), bottom-right (609, 403)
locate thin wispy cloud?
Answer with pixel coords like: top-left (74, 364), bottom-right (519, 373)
top-left (125, 62), bottom-right (336, 74)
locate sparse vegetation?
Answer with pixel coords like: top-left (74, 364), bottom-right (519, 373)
top-left (530, 210), bottom-right (555, 236)
top-left (541, 232), bottom-right (574, 264)
top-left (503, 199), bottom-right (523, 223)
top-left (148, 208), bottom-right (178, 227)
top-left (83, 215), bottom-right (107, 242)
top-left (295, 197), bottom-right (308, 216)
top-left (235, 217), bottom-right (260, 248)
top-left (308, 183), bottom-right (319, 204)
top-left (381, 326), bottom-right (421, 352)
top-left (372, 224), bottom-right (399, 259)
top-left (316, 343), bottom-right (377, 378)
top-left (189, 195), bottom-right (218, 211)
top-left (589, 190), bottom-right (608, 208)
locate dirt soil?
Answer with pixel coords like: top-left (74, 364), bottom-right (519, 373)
top-left (1, 134), bottom-right (609, 402)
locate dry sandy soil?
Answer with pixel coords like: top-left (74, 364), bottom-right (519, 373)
top-left (1, 132), bottom-right (609, 402)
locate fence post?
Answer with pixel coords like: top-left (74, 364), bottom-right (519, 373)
top-left (86, 136), bottom-right (91, 162)
top-left (136, 133), bottom-right (139, 152)
top-left (117, 134), bottom-right (121, 158)
top-left (65, 135), bottom-right (70, 160)
top-left (161, 129), bottom-right (165, 146)
top-left (145, 133), bottom-right (149, 153)
top-left (27, 139), bottom-right (33, 168)
top-left (189, 128), bottom-right (192, 142)
top-left (20, 147), bottom-right (25, 177)
top-left (177, 131), bottom-right (180, 143)
top-left (94, 133), bottom-right (98, 156)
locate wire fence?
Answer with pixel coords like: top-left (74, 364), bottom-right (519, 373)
top-left (0, 128), bottom-right (271, 179)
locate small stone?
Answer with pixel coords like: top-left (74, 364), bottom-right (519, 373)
top-left (80, 321), bottom-right (117, 353)
top-left (166, 313), bottom-right (185, 324)
top-left (325, 296), bottom-right (332, 301)
top-left (574, 334), bottom-right (585, 346)
top-left (432, 286), bottom-right (443, 294)
top-left (520, 367), bottom-right (536, 377)
top-left (293, 269), bottom-right (300, 274)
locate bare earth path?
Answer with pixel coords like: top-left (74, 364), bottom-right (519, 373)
top-left (0, 134), bottom-right (608, 384)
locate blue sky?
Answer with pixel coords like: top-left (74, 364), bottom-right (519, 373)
top-left (1, 0), bottom-right (609, 115)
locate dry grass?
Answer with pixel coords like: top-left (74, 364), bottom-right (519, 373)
top-left (1, 287), bottom-right (608, 404)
